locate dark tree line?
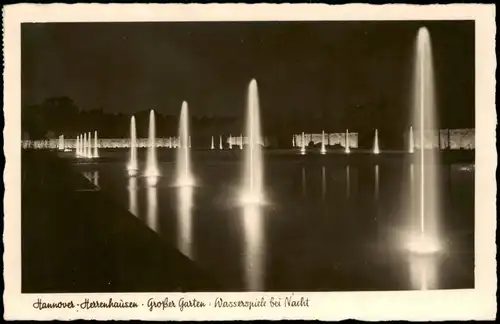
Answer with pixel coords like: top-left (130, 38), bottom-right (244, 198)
top-left (22, 96), bottom-right (473, 149)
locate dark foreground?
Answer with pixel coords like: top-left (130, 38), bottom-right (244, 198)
top-left (22, 150), bottom-right (218, 293)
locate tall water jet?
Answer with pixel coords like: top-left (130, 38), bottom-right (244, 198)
top-left (229, 134), bottom-right (233, 149)
top-left (88, 132), bottom-right (92, 158)
top-left (409, 126), bottom-right (415, 153)
top-left (373, 129), bottom-right (380, 154)
top-left (93, 131), bottom-right (99, 158)
top-left (127, 116), bottom-right (138, 176)
top-left (240, 79), bottom-right (264, 205)
top-left (320, 130), bottom-right (326, 154)
top-left (145, 110), bottom-right (160, 182)
top-left (76, 135), bottom-right (80, 157)
top-left (83, 133), bottom-right (88, 158)
top-left (345, 129), bottom-right (351, 154)
top-left (219, 135), bottom-right (223, 150)
top-left (240, 134), bottom-right (243, 150)
top-left (292, 135), bottom-right (295, 148)
top-left (407, 26), bottom-right (441, 254)
top-left (300, 132), bottom-right (306, 155)
top-left (211, 136), bottom-right (215, 150)
top-left (175, 101), bottom-right (195, 187)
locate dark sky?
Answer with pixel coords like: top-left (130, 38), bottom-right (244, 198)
top-left (21, 20), bottom-right (474, 125)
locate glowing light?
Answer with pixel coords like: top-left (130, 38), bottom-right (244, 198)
top-left (240, 79), bottom-right (265, 205)
top-left (345, 129), bottom-right (351, 154)
top-left (128, 176), bottom-right (138, 216)
top-left (219, 135), bottom-right (223, 150)
top-left (241, 203), bottom-right (265, 291)
top-left (146, 185), bottom-right (158, 231)
top-left (407, 27), bottom-right (441, 255)
top-left (145, 110), bottom-right (160, 177)
top-left (127, 116), bottom-right (138, 174)
top-left (409, 126), bottom-right (415, 154)
top-left (300, 132), bottom-right (306, 155)
top-left (320, 130), bottom-right (326, 155)
top-left (175, 101), bottom-right (195, 187)
top-left (93, 131), bottom-right (99, 158)
top-left (229, 134), bottom-right (233, 149)
top-left (373, 129), bottom-right (380, 154)
top-left (211, 136), bottom-right (215, 150)
top-left (177, 185), bottom-right (194, 259)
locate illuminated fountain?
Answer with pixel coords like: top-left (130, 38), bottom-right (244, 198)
top-left (87, 132), bottom-right (92, 158)
top-left (211, 136), bottom-right (214, 150)
top-left (292, 135), bottom-right (295, 148)
top-left (409, 126), bottom-right (415, 154)
top-left (175, 101), bottom-right (195, 187)
top-left (300, 132), bottom-right (306, 155)
top-left (83, 133), bottom-right (88, 158)
top-left (320, 130), bottom-right (326, 155)
top-left (373, 129), bottom-right (380, 154)
top-left (219, 135), bottom-right (223, 150)
top-left (239, 134), bottom-right (243, 150)
top-left (145, 110), bottom-right (159, 186)
top-left (240, 79), bottom-right (265, 205)
top-left (345, 129), bottom-right (351, 154)
top-left (93, 131), bottom-right (99, 158)
top-left (229, 134), bottom-right (233, 149)
top-left (407, 27), bottom-right (441, 254)
top-left (127, 116), bottom-right (139, 176)
top-left (76, 135), bottom-right (80, 157)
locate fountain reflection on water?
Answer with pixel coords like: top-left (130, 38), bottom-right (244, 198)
top-left (301, 166), bottom-right (307, 198)
top-left (177, 185), bottom-right (194, 259)
top-left (374, 164), bottom-right (379, 201)
top-left (321, 166), bottom-right (326, 200)
top-left (146, 185), bottom-right (158, 232)
top-left (241, 203), bottom-right (265, 291)
top-left (128, 176), bottom-right (138, 217)
top-left (346, 165), bottom-right (351, 198)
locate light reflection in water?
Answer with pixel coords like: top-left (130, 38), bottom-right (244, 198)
top-left (128, 176), bottom-right (138, 216)
top-left (241, 204), bottom-right (265, 291)
top-left (301, 166), bottom-right (306, 198)
top-left (374, 164), bottom-right (379, 201)
top-left (346, 165), bottom-right (350, 198)
top-left (321, 166), bottom-right (326, 200)
top-left (177, 186), bottom-right (194, 259)
top-left (93, 171), bottom-right (99, 188)
top-left (408, 254), bottom-right (438, 290)
top-left (146, 184), bottom-right (158, 232)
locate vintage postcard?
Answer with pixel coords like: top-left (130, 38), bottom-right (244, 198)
top-left (3, 3), bottom-right (497, 321)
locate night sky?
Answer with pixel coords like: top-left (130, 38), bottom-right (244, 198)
top-left (21, 21), bottom-right (474, 127)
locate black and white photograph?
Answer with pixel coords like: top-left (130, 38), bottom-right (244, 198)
top-left (3, 3), bottom-right (496, 321)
